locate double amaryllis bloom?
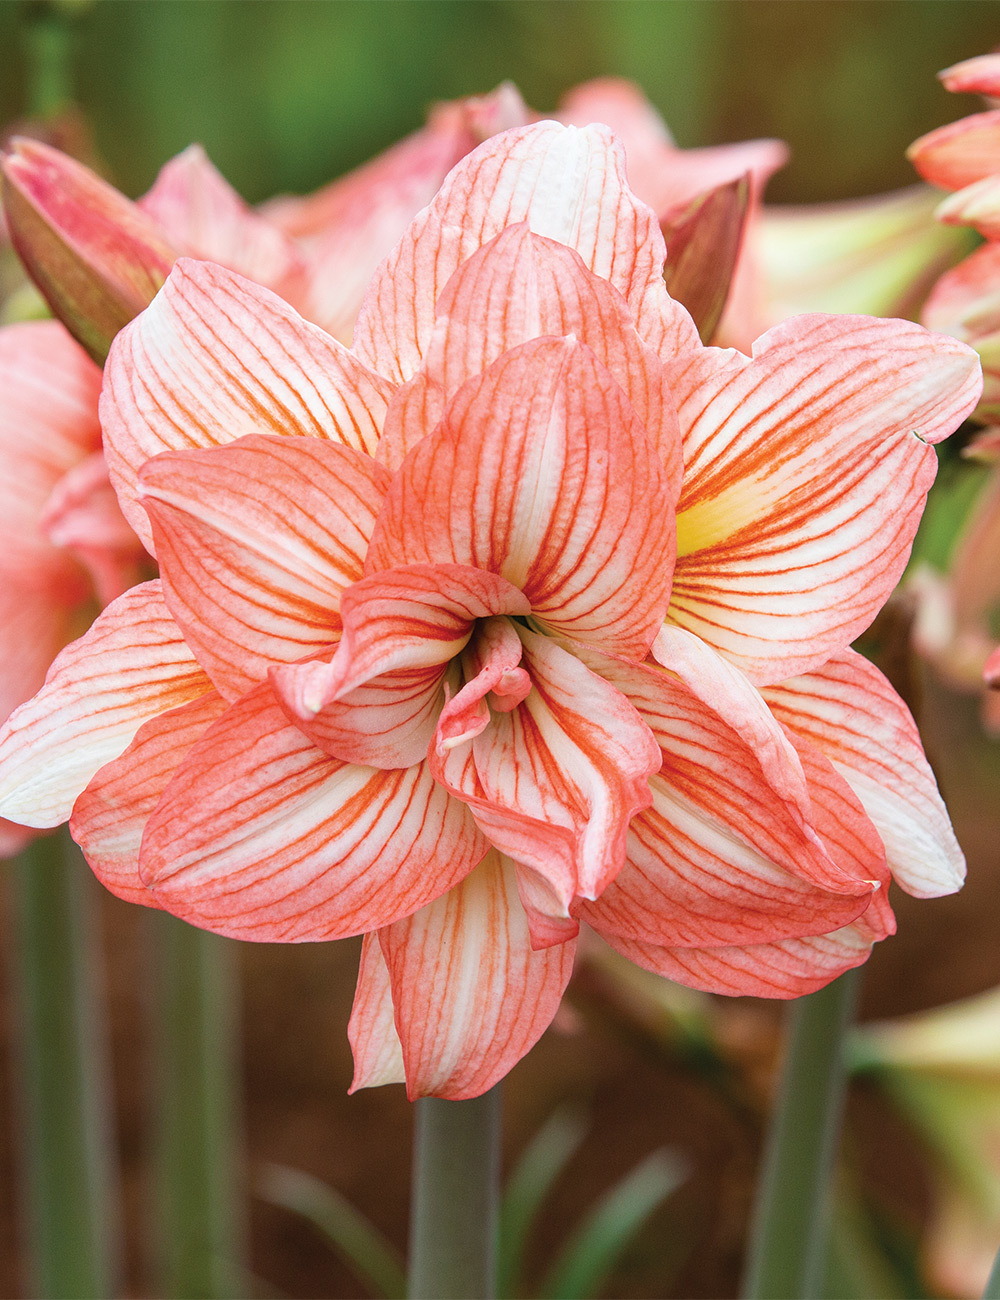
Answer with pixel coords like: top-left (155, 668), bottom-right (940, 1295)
top-left (0, 122), bottom-right (982, 1098)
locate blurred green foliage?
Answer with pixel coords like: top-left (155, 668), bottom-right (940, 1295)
top-left (1, 0), bottom-right (998, 205)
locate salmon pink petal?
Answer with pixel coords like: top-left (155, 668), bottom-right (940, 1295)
top-left (430, 629), bottom-right (661, 945)
top-left (139, 681), bottom-right (488, 941)
top-left (665, 314), bottom-right (982, 684)
top-left (100, 259), bottom-right (394, 552)
top-left (577, 632), bottom-right (877, 949)
top-left (271, 566), bottom-right (529, 769)
top-left (368, 338), bottom-right (675, 661)
top-left (762, 649), bottom-right (965, 897)
top-left (347, 934), bottom-right (406, 1090)
top-left (138, 145), bottom-right (309, 305)
top-left (70, 690), bottom-right (227, 906)
top-left (0, 581), bottom-right (211, 827)
top-left (376, 851), bottom-right (575, 1099)
top-left (986, 645), bottom-right (1000, 686)
top-left (138, 435), bottom-right (389, 699)
top-left (379, 224), bottom-right (683, 484)
top-left (908, 110), bottom-right (1000, 191)
top-left (602, 923), bottom-right (873, 998)
top-left (353, 121), bottom-right (670, 383)
top-left (0, 321), bottom-right (103, 585)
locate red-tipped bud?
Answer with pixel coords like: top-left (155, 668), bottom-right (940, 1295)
top-left (662, 174), bottom-right (749, 344)
top-left (1, 138), bottom-right (177, 363)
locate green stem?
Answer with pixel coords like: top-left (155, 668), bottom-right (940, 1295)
top-left (408, 1086), bottom-right (502, 1300)
top-left (741, 967), bottom-right (862, 1300)
top-left (149, 910), bottom-right (247, 1299)
top-left (8, 830), bottom-right (122, 1298)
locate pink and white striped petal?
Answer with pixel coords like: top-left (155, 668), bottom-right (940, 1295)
top-left (601, 923), bottom-right (874, 998)
top-left (70, 689), bottom-right (227, 906)
top-left (431, 629), bottom-right (661, 942)
top-left (347, 934), bottom-right (406, 1090)
top-left (272, 567), bottom-right (529, 769)
top-left (138, 435), bottom-right (389, 699)
top-left (762, 649), bottom-right (965, 897)
top-left (375, 851), bottom-right (575, 1099)
top-left (664, 314), bottom-right (981, 683)
top-left (139, 681), bottom-right (488, 941)
top-left (908, 110), bottom-right (1000, 192)
top-left (352, 121), bottom-right (670, 384)
top-left (577, 632), bottom-right (878, 949)
top-left (367, 338), bottom-right (675, 661)
top-left (0, 581), bottom-right (210, 827)
top-left (378, 224), bottom-right (683, 484)
top-left (100, 259), bottom-right (394, 552)
top-left (138, 145), bottom-right (310, 307)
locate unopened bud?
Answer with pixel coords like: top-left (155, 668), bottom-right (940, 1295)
top-left (1, 138), bottom-right (177, 363)
top-left (662, 174), bottom-right (749, 344)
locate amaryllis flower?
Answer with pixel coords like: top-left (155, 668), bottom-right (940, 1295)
top-left (0, 123), bottom-right (981, 1099)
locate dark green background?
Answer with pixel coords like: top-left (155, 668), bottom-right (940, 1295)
top-left (1, 0), bottom-right (998, 207)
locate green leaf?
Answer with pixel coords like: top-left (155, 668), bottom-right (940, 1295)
top-left (498, 1107), bottom-right (588, 1298)
top-left (257, 1164), bottom-right (405, 1300)
top-left (538, 1150), bottom-right (687, 1300)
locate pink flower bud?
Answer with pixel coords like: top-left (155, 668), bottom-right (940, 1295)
top-left (1, 138), bottom-right (177, 364)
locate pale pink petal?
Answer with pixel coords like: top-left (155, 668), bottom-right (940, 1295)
top-left (276, 106), bottom-right (484, 345)
top-left (0, 585), bottom-right (77, 729)
top-left (40, 451), bottom-right (144, 607)
top-left (353, 121), bottom-right (670, 383)
top-left (0, 321), bottom-right (103, 585)
top-left (368, 337), bottom-right (675, 662)
top-left (577, 631), bottom-right (878, 948)
top-left (378, 224), bottom-right (683, 485)
top-left (602, 923), bottom-right (873, 998)
top-left (763, 649), bottom-right (965, 897)
top-left (985, 645), bottom-right (1000, 686)
top-left (138, 145), bottom-right (309, 306)
top-left (100, 259), bottom-right (394, 552)
top-left (70, 690), bottom-right (227, 906)
top-left (139, 435), bottom-right (389, 698)
top-left (271, 566), bottom-right (529, 769)
top-left (935, 173), bottom-right (1000, 240)
top-left (664, 314), bottom-right (982, 683)
top-left (377, 851), bottom-right (575, 1099)
top-left (0, 581), bottom-right (211, 827)
top-left (0, 820), bottom-right (36, 859)
top-left (908, 110), bottom-right (1000, 191)
top-left (558, 78), bottom-right (787, 218)
top-left (430, 629), bottom-right (661, 944)
top-left (347, 934), bottom-right (406, 1090)
top-left (139, 681), bottom-right (487, 941)
top-left (940, 54), bottom-right (1000, 98)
